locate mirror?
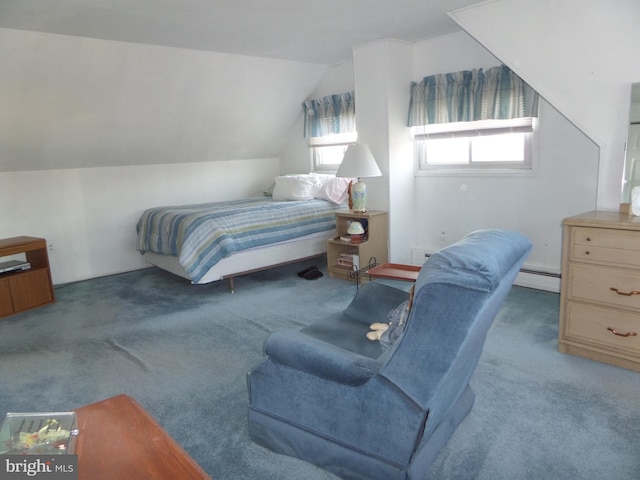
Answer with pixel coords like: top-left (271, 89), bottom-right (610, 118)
top-left (621, 83), bottom-right (640, 204)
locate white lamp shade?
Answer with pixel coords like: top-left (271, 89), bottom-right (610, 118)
top-left (336, 144), bottom-right (381, 178)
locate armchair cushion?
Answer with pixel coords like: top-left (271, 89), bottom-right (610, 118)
top-left (264, 329), bottom-right (381, 385)
top-left (301, 281), bottom-right (409, 359)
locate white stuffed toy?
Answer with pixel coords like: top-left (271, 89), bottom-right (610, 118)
top-left (366, 322), bottom-right (389, 341)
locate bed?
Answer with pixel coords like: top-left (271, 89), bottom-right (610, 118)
top-left (136, 176), bottom-right (351, 291)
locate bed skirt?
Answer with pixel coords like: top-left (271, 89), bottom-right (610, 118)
top-left (143, 230), bottom-right (333, 291)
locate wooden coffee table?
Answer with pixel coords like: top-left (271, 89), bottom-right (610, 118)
top-left (75, 394), bottom-right (211, 480)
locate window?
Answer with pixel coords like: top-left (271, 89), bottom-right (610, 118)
top-left (303, 91), bottom-right (356, 172)
top-left (310, 132), bottom-right (357, 171)
top-left (412, 117), bottom-right (536, 175)
top-left (407, 65), bottom-right (539, 176)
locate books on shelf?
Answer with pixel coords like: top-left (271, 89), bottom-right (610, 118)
top-left (337, 252), bottom-right (359, 270)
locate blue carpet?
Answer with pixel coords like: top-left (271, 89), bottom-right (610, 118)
top-left (0, 261), bottom-right (638, 479)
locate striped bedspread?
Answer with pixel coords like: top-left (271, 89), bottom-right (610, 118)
top-left (136, 197), bottom-right (345, 283)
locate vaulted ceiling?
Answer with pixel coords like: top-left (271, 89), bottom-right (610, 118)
top-left (0, 0), bottom-right (491, 172)
top-left (0, 0), bottom-right (484, 64)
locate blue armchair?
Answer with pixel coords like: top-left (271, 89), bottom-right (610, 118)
top-left (247, 229), bottom-right (532, 480)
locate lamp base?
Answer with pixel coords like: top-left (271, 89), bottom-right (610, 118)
top-left (351, 180), bottom-right (368, 212)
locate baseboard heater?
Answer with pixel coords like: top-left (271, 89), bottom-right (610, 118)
top-left (515, 268), bottom-right (560, 293)
top-left (519, 268), bottom-right (561, 278)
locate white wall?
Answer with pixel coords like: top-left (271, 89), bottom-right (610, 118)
top-left (0, 28), bottom-right (326, 172)
top-left (352, 40), bottom-right (415, 263)
top-left (410, 32), bottom-right (599, 274)
top-left (0, 159), bottom-right (279, 285)
top-left (450, 0), bottom-right (640, 210)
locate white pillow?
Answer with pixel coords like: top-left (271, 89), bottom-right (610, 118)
top-left (272, 175), bottom-right (323, 201)
top-left (315, 177), bottom-right (351, 204)
top-left (309, 172), bottom-right (335, 185)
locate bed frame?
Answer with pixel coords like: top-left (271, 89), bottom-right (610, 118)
top-left (143, 231), bottom-right (332, 292)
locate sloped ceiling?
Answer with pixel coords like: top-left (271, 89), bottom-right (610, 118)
top-left (0, 0), bottom-right (483, 64)
top-left (0, 0), bottom-right (485, 172)
top-left (0, 28), bottom-right (328, 172)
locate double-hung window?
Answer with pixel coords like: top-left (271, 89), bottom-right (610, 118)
top-left (408, 65), bottom-right (539, 175)
top-left (303, 92), bottom-right (356, 172)
top-left (412, 117), bottom-right (536, 174)
top-left (310, 132), bottom-right (358, 171)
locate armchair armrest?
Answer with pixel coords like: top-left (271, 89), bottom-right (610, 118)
top-left (265, 329), bottom-right (381, 386)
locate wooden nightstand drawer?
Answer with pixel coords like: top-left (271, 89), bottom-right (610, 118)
top-left (565, 302), bottom-right (640, 357)
top-left (571, 227), bottom-right (640, 267)
top-left (569, 263), bottom-right (640, 311)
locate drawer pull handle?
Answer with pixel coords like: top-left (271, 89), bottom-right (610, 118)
top-left (586, 237), bottom-right (591, 242)
top-left (607, 327), bottom-right (638, 338)
top-left (610, 287), bottom-right (640, 296)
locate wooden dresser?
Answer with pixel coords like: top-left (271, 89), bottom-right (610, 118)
top-left (559, 211), bottom-right (640, 372)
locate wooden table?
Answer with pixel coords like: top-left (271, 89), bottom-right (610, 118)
top-left (75, 394), bottom-right (211, 480)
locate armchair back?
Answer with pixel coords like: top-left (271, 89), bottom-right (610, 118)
top-left (381, 230), bottom-right (532, 444)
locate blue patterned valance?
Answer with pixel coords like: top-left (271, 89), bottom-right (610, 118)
top-left (408, 65), bottom-right (538, 127)
top-left (303, 91), bottom-right (356, 138)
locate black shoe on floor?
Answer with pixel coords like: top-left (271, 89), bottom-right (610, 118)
top-left (297, 265), bottom-right (318, 277)
top-left (303, 269), bottom-right (323, 280)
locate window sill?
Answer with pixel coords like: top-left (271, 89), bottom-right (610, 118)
top-left (415, 167), bottom-right (536, 177)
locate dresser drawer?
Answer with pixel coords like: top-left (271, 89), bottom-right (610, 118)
top-left (565, 302), bottom-right (640, 357)
top-left (569, 263), bottom-right (640, 311)
top-left (571, 227), bottom-right (640, 267)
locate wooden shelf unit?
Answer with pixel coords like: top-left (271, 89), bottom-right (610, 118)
top-left (0, 236), bottom-right (55, 319)
top-left (327, 211), bottom-right (388, 282)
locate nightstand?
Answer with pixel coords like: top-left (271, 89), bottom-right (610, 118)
top-left (327, 211), bottom-right (388, 281)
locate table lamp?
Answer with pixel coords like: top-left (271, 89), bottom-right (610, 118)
top-left (336, 144), bottom-right (381, 212)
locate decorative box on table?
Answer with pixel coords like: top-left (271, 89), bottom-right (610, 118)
top-left (0, 412), bottom-right (79, 454)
